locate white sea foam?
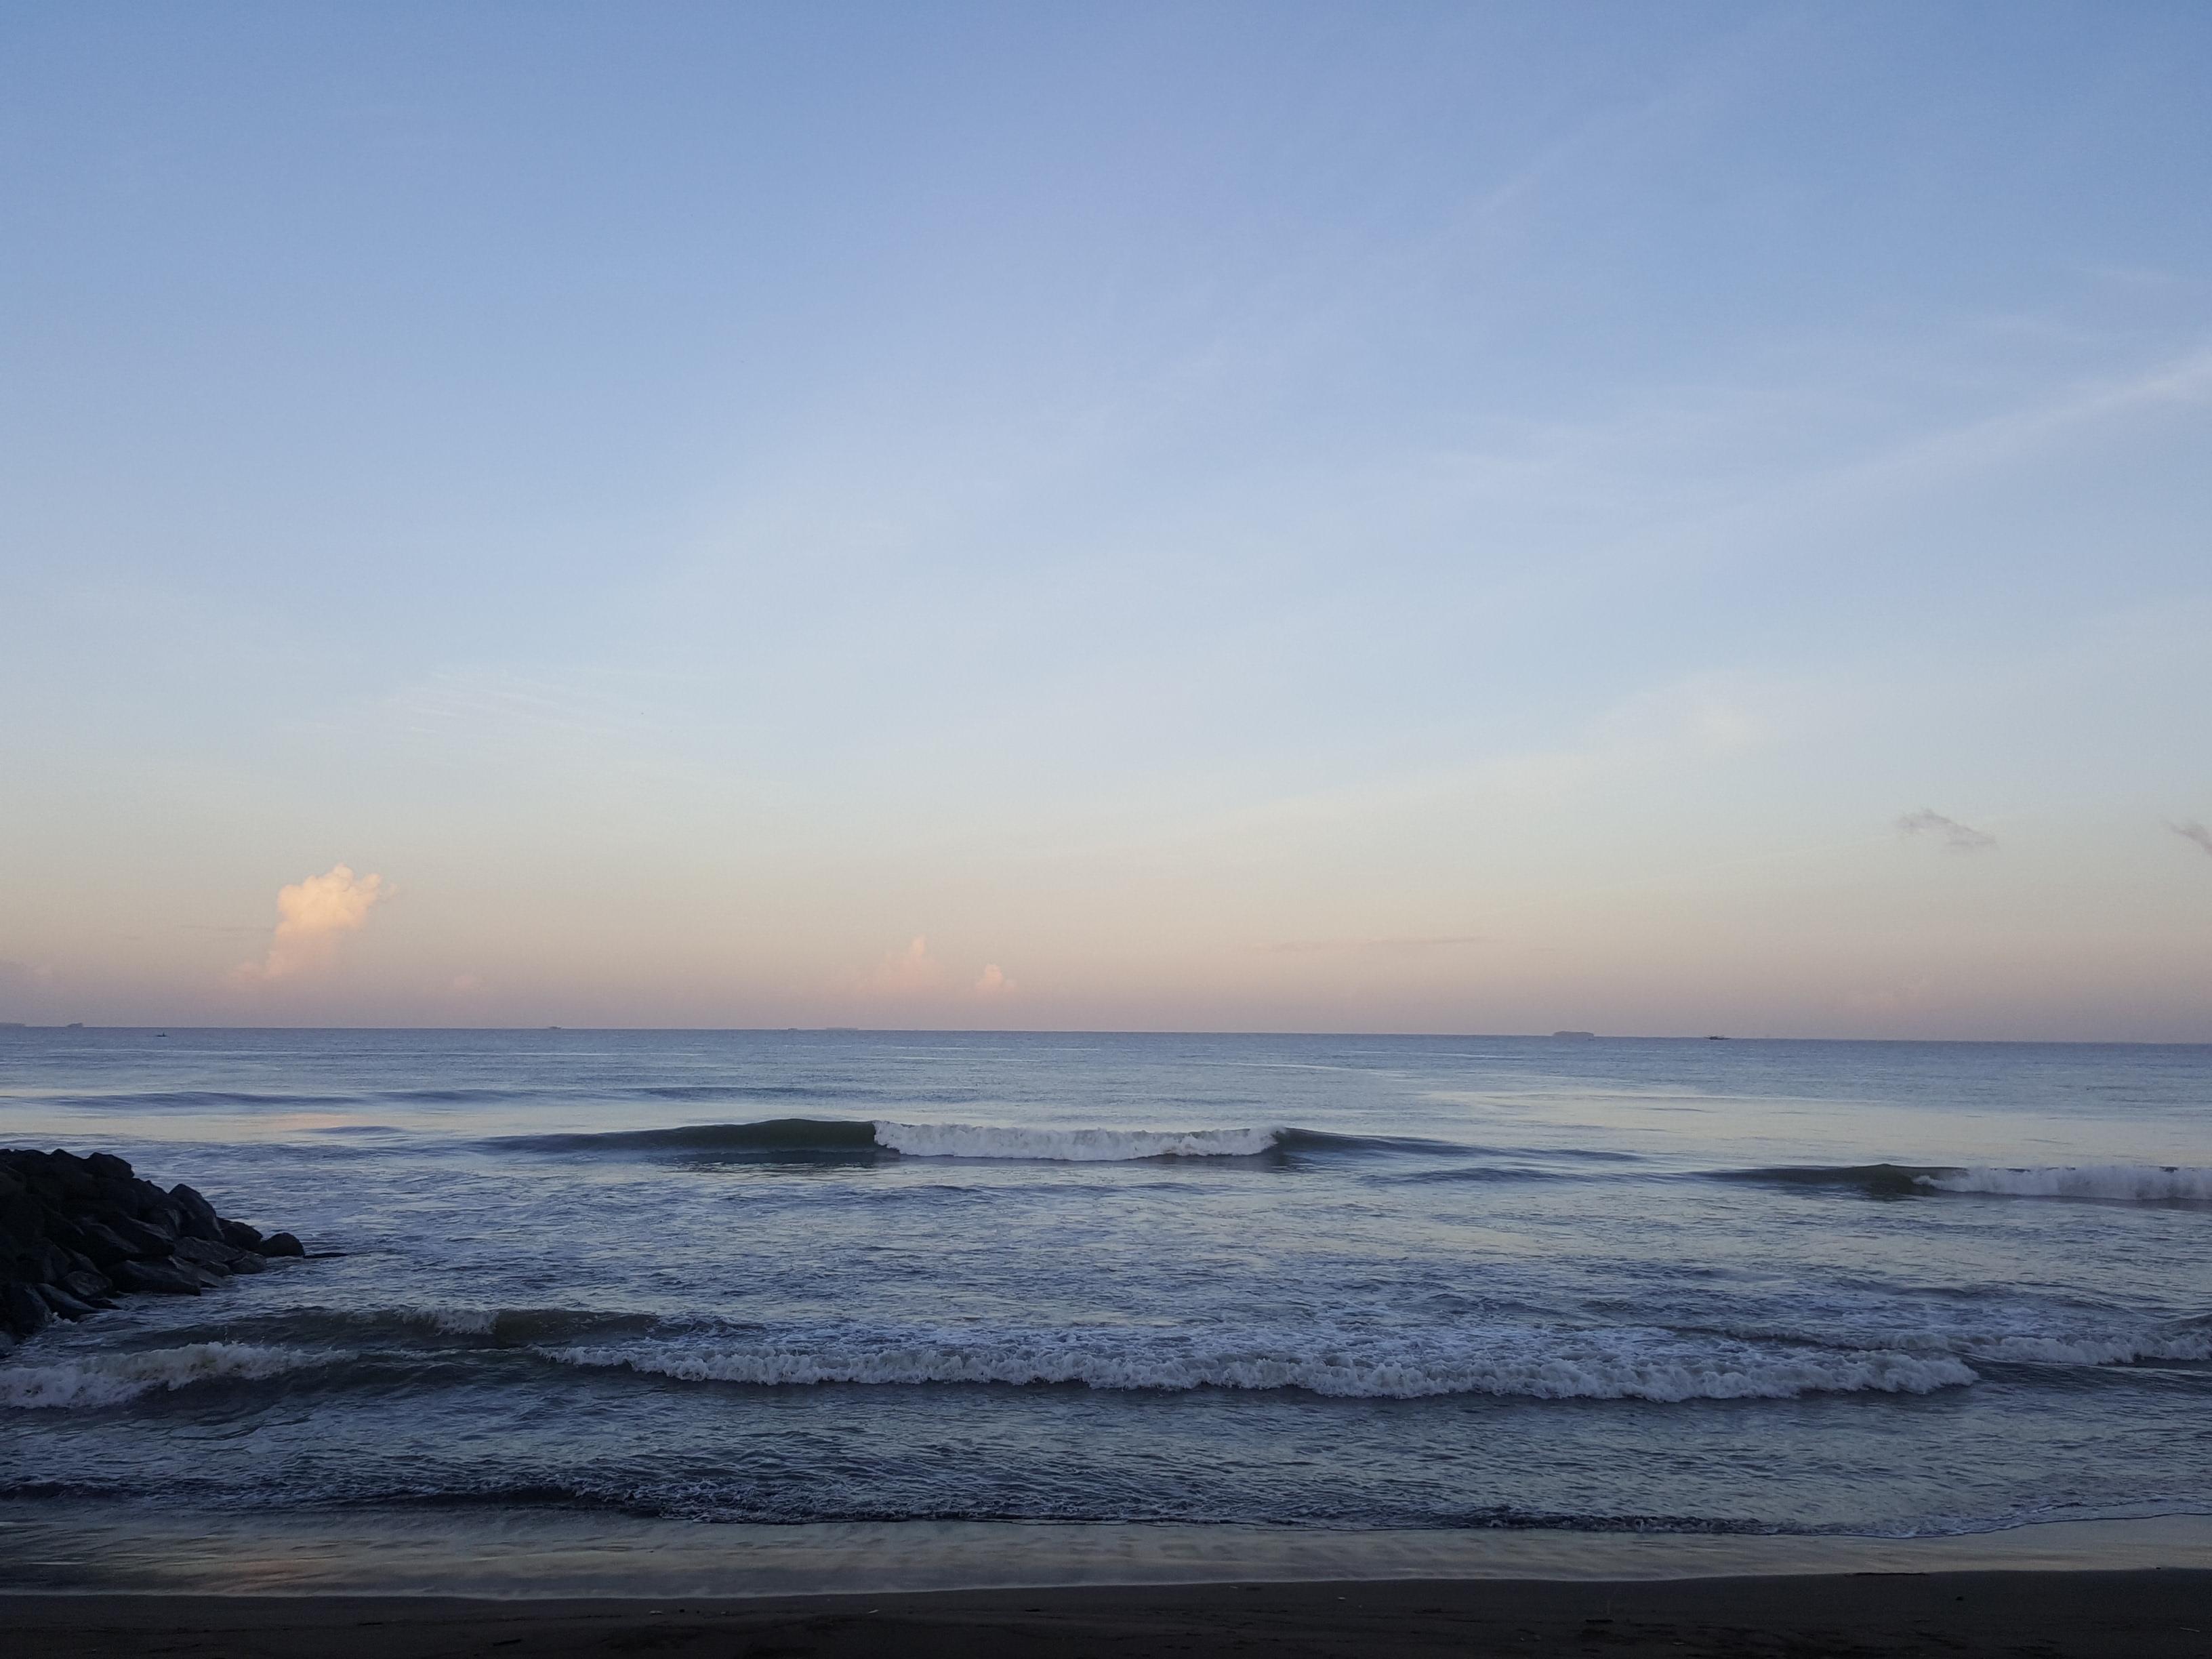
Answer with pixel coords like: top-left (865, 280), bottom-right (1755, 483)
top-left (0, 1343), bottom-right (316, 1410)
top-left (869, 1122), bottom-right (1284, 1161)
top-left (543, 1324), bottom-right (1977, 1401)
top-left (1917, 1165), bottom-right (2212, 1206)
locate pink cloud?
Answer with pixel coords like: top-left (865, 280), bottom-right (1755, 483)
top-left (857, 936), bottom-right (949, 997)
top-left (855, 939), bottom-right (1016, 1002)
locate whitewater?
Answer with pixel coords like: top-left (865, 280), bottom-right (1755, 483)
top-left (2, 1027), bottom-right (2208, 1542)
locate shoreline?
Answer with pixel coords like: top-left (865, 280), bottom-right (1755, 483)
top-left (7, 1570), bottom-right (2212, 1657)
top-left (5, 1507), bottom-right (2209, 1598)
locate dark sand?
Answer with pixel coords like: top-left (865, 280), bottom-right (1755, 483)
top-left (7, 1572), bottom-right (2210, 1658)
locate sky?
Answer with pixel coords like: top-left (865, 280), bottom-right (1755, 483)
top-left (2, 2), bottom-right (2209, 1038)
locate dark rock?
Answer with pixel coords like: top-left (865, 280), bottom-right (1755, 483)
top-left (112, 1259), bottom-right (203, 1296)
top-left (26, 1238), bottom-right (76, 1283)
top-left (1, 1145), bottom-right (312, 1338)
top-left (94, 1175), bottom-right (160, 1218)
top-left (171, 1235), bottom-right (240, 1274)
top-left (69, 1218), bottom-right (140, 1267)
top-left (167, 1184), bottom-right (224, 1243)
top-left (33, 1284), bottom-right (100, 1320)
top-left (58, 1267), bottom-right (114, 1300)
top-left (102, 1214), bottom-right (178, 1258)
top-left (2, 1281), bottom-right (54, 1337)
top-left (39, 1153), bottom-right (97, 1200)
top-left (123, 1202), bottom-right (178, 1240)
top-left (0, 1183), bottom-right (39, 1228)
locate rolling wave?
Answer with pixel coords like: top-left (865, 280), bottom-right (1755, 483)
top-left (541, 1324), bottom-right (1976, 1401)
top-left (501, 1118), bottom-right (884, 1158)
top-left (495, 1118), bottom-right (1475, 1163)
top-left (49, 1089), bottom-right (335, 1110)
top-left (872, 1122), bottom-right (1282, 1160)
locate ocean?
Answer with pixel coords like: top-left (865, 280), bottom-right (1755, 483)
top-left (2, 1027), bottom-right (2208, 1586)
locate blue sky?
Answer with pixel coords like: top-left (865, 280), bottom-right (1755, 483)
top-left (3, 3), bottom-right (2209, 1035)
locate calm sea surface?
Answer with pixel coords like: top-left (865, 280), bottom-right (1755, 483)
top-left (2, 1028), bottom-right (2207, 1549)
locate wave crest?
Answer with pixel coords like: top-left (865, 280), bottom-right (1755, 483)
top-left (0, 1343), bottom-right (318, 1410)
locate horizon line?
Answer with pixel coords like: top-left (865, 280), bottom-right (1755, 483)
top-left (3, 1023), bottom-right (2207, 1048)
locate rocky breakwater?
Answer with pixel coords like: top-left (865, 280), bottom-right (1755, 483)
top-left (0, 1147), bottom-right (308, 1343)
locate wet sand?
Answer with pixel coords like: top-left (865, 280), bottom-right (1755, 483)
top-left (8, 1571), bottom-right (2211, 1658)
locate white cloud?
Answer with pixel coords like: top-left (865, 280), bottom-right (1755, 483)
top-left (235, 864), bottom-right (387, 980)
top-left (1898, 810), bottom-right (1996, 853)
top-left (975, 963), bottom-right (1015, 996)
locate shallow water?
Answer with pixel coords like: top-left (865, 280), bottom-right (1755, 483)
top-left (3, 1029), bottom-right (2208, 1550)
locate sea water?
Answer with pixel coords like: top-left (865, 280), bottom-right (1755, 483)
top-left (1, 1028), bottom-right (2207, 1576)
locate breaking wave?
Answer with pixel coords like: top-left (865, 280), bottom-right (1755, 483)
top-left (1919, 1166), bottom-right (2212, 1206)
top-left (542, 1324), bottom-right (1976, 1401)
top-left (0, 1343), bottom-right (321, 1410)
top-left (1719, 1163), bottom-right (2212, 1206)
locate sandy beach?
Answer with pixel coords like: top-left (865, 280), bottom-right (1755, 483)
top-left (8, 1571), bottom-right (2211, 1657)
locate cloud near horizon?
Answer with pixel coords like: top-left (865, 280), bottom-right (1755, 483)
top-left (1898, 809), bottom-right (1997, 853)
top-left (857, 938), bottom-right (1016, 1001)
top-left (234, 864), bottom-right (386, 981)
top-left (2171, 820), bottom-right (2212, 860)
top-left (857, 936), bottom-right (949, 997)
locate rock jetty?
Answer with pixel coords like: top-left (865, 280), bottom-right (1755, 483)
top-left (0, 1147), bottom-right (306, 1343)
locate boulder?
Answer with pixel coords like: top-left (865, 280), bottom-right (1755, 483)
top-left (33, 1284), bottom-right (101, 1320)
top-left (0, 1146), bottom-right (312, 1338)
top-left (58, 1267), bottom-right (115, 1301)
top-left (103, 1214), bottom-right (178, 1258)
top-left (112, 1259), bottom-right (203, 1296)
top-left (170, 1235), bottom-right (239, 1274)
top-left (1, 1281), bottom-right (54, 1337)
top-left (39, 1153), bottom-right (97, 1201)
top-left (167, 1184), bottom-right (226, 1242)
top-left (69, 1218), bottom-right (140, 1267)
top-left (218, 1218), bottom-right (264, 1251)
top-left (26, 1238), bottom-right (77, 1284)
